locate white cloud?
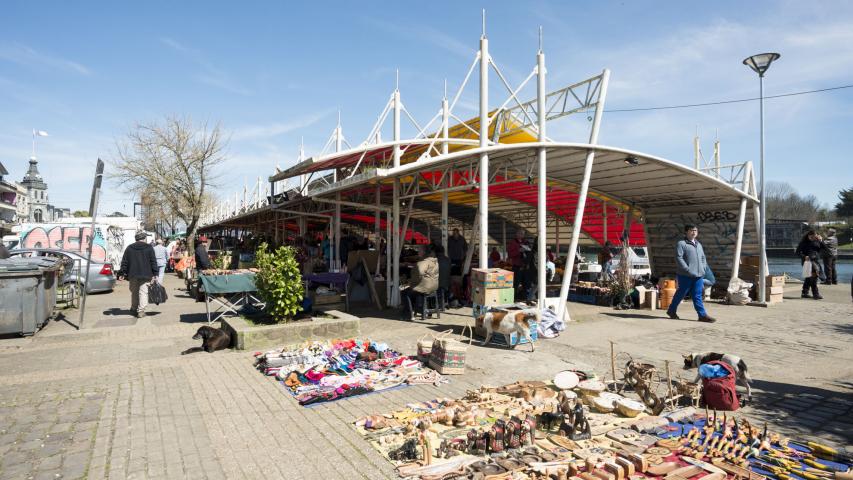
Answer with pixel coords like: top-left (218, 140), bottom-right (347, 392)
top-left (160, 37), bottom-right (251, 96)
top-left (0, 42), bottom-right (91, 75)
top-left (231, 109), bottom-right (335, 141)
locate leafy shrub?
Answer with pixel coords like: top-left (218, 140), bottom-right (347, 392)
top-left (254, 243), bottom-right (304, 322)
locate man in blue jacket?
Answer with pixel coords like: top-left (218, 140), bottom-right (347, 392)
top-left (667, 224), bottom-right (716, 323)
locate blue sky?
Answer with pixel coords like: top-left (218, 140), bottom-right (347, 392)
top-left (1, 1), bottom-right (852, 216)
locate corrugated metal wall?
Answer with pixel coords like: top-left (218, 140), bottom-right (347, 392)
top-left (644, 201), bottom-right (758, 284)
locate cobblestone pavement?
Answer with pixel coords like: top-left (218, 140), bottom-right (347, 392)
top-left (0, 275), bottom-right (850, 479)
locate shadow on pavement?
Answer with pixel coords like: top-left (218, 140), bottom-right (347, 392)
top-left (180, 312), bottom-right (212, 323)
top-left (103, 307), bottom-right (134, 316)
top-left (748, 378), bottom-right (853, 445)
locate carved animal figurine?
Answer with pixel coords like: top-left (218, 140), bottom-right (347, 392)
top-left (567, 403), bottom-right (591, 440)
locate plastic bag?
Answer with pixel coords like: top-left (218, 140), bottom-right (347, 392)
top-left (725, 277), bottom-right (752, 305)
top-left (802, 258), bottom-right (812, 278)
top-left (148, 281), bottom-right (168, 305)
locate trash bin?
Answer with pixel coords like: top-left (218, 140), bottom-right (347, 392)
top-left (0, 258), bottom-right (61, 336)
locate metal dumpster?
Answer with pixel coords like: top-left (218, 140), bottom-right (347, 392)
top-left (0, 257), bottom-right (61, 336)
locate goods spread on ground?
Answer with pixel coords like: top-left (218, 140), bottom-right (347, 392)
top-left (353, 372), bottom-right (852, 480)
top-left (199, 268), bottom-right (259, 275)
top-left (254, 339), bottom-right (447, 406)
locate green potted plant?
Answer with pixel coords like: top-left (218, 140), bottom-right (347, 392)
top-left (254, 243), bottom-right (304, 322)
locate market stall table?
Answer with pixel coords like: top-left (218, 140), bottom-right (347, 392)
top-left (303, 272), bottom-right (350, 311)
top-left (199, 271), bottom-right (263, 324)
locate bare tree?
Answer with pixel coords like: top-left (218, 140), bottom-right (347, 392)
top-left (765, 181), bottom-right (827, 223)
top-left (112, 116), bottom-right (226, 243)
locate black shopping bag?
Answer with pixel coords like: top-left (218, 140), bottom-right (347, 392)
top-left (149, 281), bottom-right (168, 305)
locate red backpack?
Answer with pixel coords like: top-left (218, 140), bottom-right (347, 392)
top-left (701, 361), bottom-right (740, 411)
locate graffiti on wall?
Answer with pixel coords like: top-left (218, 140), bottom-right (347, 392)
top-left (20, 225), bottom-right (109, 263)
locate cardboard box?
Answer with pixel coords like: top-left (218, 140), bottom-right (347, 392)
top-left (767, 285), bottom-right (784, 295)
top-left (471, 268), bottom-right (514, 289)
top-left (472, 286), bottom-right (515, 306)
top-left (767, 293), bottom-right (784, 303)
top-left (473, 321), bottom-right (539, 346)
top-left (741, 255), bottom-right (761, 267)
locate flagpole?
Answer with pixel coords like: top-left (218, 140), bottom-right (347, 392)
top-left (32, 129), bottom-right (35, 158)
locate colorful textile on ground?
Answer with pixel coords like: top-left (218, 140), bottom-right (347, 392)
top-left (254, 339), bottom-right (446, 406)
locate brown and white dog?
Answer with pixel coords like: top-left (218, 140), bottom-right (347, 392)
top-left (477, 309), bottom-right (537, 352)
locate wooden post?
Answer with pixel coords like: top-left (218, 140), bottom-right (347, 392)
top-left (665, 360), bottom-right (674, 409)
top-left (610, 340), bottom-right (617, 390)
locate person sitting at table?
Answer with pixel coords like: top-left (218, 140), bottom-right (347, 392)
top-left (400, 245), bottom-right (439, 321)
top-left (195, 236), bottom-right (211, 271)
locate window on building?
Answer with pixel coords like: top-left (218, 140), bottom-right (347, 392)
top-left (34, 209), bottom-right (43, 222)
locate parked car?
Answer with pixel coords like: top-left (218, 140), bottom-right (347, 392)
top-left (8, 248), bottom-right (116, 293)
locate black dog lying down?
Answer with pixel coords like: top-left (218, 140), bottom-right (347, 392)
top-left (181, 326), bottom-right (230, 355)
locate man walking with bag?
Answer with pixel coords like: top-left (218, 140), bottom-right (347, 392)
top-left (666, 224), bottom-right (716, 323)
top-left (120, 231), bottom-right (158, 318)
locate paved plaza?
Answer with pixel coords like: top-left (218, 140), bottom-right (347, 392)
top-left (0, 274), bottom-right (851, 479)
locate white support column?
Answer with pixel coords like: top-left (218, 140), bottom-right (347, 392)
top-left (502, 220), bottom-right (507, 257)
top-left (374, 183), bottom-right (381, 241)
top-left (478, 32), bottom-right (490, 269)
top-left (731, 197), bottom-right (748, 280)
top-left (731, 161), bottom-right (755, 282)
top-left (556, 69), bottom-right (610, 322)
top-left (386, 209), bottom-right (392, 305)
top-left (536, 39), bottom-right (547, 308)
top-left (442, 81), bottom-right (450, 156)
top-left (392, 178), bottom-right (401, 306)
top-left (693, 127), bottom-right (701, 170)
top-left (441, 191), bottom-right (449, 252)
top-left (714, 136), bottom-right (721, 179)
top-left (393, 88), bottom-right (401, 169)
top-left (463, 211), bottom-right (480, 275)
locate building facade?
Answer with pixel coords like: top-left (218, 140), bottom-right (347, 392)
top-left (20, 158), bottom-right (49, 223)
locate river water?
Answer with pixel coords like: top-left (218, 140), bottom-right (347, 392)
top-left (769, 257), bottom-right (852, 282)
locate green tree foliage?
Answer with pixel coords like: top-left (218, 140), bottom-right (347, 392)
top-left (72, 210), bottom-right (89, 217)
top-left (835, 187), bottom-right (853, 218)
top-left (254, 243), bottom-right (304, 322)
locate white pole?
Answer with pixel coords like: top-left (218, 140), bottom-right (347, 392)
top-left (536, 34), bottom-right (547, 308)
top-left (556, 69), bottom-right (610, 322)
top-left (478, 24), bottom-right (489, 269)
top-left (731, 198), bottom-right (748, 280)
top-left (386, 209), bottom-right (392, 305)
top-left (392, 178), bottom-right (400, 306)
top-left (694, 126), bottom-right (700, 170)
top-left (441, 191), bottom-right (449, 252)
top-left (714, 131), bottom-right (721, 179)
top-left (393, 82), bottom-right (401, 168)
top-left (758, 75), bottom-right (767, 304)
top-left (375, 183), bottom-right (381, 243)
top-left (442, 80), bottom-right (450, 156)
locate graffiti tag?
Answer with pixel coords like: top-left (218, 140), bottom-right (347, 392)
top-left (697, 211), bottom-right (736, 222)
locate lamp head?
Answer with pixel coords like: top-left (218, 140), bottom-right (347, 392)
top-left (743, 53), bottom-right (781, 77)
top-left (624, 156), bottom-right (640, 166)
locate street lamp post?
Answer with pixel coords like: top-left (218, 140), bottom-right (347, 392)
top-left (743, 52), bottom-right (780, 304)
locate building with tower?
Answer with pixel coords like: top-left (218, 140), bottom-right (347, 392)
top-left (20, 157), bottom-right (49, 223)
